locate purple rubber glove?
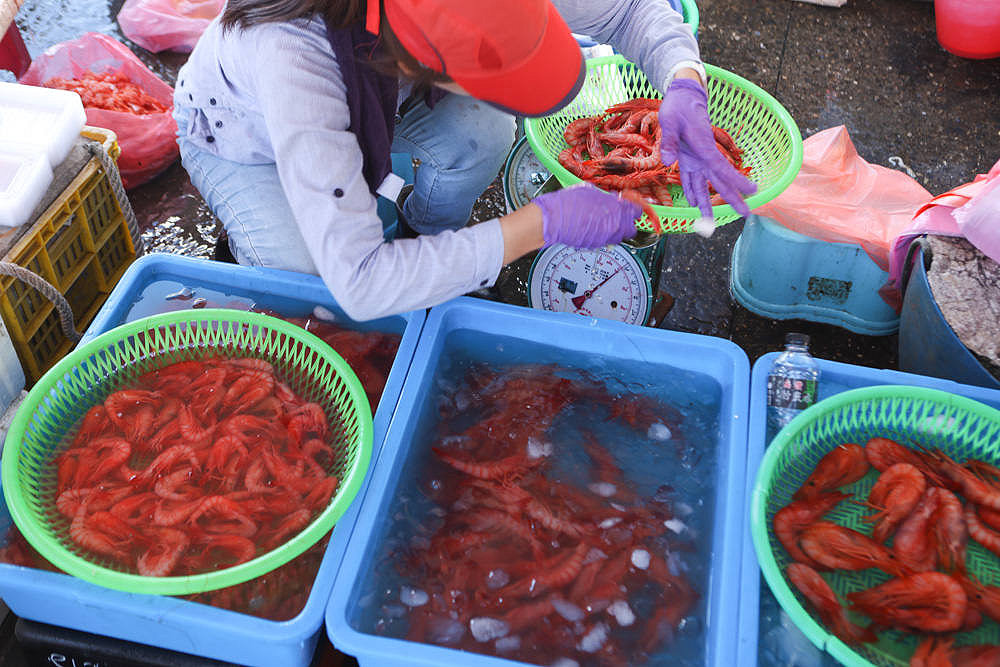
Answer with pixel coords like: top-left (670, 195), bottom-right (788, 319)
top-left (659, 78), bottom-right (757, 220)
top-left (534, 183), bottom-right (640, 248)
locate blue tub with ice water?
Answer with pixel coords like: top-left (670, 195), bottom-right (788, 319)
top-left (326, 296), bottom-right (750, 667)
top-left (0, 252), bottom-right (425, 667)
top-left (736, 355), bottom-right (1000, 667)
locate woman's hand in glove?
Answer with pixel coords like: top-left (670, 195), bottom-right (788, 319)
top-left (658, 78), bottom-right (757, 220)
top-left (533, 183), bottom-right (640, 248)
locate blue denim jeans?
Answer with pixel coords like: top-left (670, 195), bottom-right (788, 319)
top-left (177, 95), bottom-right (515, 274)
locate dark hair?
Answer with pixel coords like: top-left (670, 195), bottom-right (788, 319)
top-left (220, 0), bottom-right (450, 89)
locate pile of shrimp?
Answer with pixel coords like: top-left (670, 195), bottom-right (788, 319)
top-left (556, 98), bottom-right (750, 233)
top-left (379, 364), bottom-right (700, 665)
top-left (773, 437), bottom-right (1000, 665)
top-left (43, 71), bottom-right (169, 114)
top-left (49, 356), bottom-right (340, 578)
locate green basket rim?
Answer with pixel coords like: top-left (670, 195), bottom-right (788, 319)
top-left (523, 54), bottom-right (804, 230)
top-left (750, 385), bottom-right (1000, 667)
top-left (680, 0), bottom-right (700, 34)
top-left (1, 308), bottom-right (374, 596)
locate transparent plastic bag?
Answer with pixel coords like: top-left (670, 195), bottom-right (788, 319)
top-left (754, 125), bottom-right (932, 270)
top-left (19, 32), bottom-right (178, 189)
top-left (117, 0), bottom-right (225, 54)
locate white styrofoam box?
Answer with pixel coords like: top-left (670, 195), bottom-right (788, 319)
top-left (0, 81), bottom-right (86, 168)
top-left (0, 143), bottom-right (53, 228)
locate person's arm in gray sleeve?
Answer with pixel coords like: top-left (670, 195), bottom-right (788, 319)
top-left (552, 0), bottom-right (706, 91)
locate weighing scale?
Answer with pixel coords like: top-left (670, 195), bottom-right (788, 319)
top-left (502, 135), bottom-right (669, 327)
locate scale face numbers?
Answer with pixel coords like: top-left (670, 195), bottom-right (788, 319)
top-left (528, 244), bottom-right (652, 325)
top-left (503, 135), bottom-right (552, 213)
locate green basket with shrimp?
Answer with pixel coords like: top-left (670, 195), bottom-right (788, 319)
top-left (750, 385), bottom-right (1000, 667)
top-left (523, 54), bottom-right (802, 234)
top-left (1, 309), bottom-right (373, 596)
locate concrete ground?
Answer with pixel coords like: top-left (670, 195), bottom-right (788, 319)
top-left (3, 0), bottom-right (999, 664)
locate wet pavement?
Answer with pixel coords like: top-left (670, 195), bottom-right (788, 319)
top-left (3, 0), bottom-right (1000, 664)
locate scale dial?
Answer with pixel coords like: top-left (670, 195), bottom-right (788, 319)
top-left (528, 243), bottom-right (652, 325)
top-left (503, 135), bottom-right (552, 213)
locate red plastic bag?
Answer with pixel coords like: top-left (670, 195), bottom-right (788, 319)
top-left (755, 126), bottom-right (932, 271)
top-left (117, 0), bottom-right (224, 54)
top-left (19, 32), bottom-right (178, 190)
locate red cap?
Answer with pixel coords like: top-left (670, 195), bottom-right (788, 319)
top-left (371, 0), bottom-right (585, 117)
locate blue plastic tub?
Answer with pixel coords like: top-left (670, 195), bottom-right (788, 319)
top-left (736, 354), bottom-right (1000, 666)
top-left (0, 252), bottom-right (425, 667)
top-left (326, 296), bottom-right (751, 667)
top-left (898, 242), bottom-right (1000, 390)
top-left (730, 215), bottom-right (900, 336)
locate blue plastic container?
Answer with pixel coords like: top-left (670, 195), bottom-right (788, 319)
top-left (326, 296), bottom-right (751, 667)
top-left (898, 243), bottom-right (1000, 390)
top-left (730, 215), bottom-right (900, 336)
top-left (736, 354), bottom-right (1000, 666)
top-left (0, 253), bottom-right (425, 667)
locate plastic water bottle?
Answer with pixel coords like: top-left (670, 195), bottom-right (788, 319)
top-left (766, 333), bottom-right (820, 432)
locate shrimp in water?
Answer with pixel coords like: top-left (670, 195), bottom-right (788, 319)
top-left (785, 563), bottom-right (875, 645)
top-left (793, 443), bottom-right (870, 501)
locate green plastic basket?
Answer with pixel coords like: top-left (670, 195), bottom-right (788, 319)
top-left (523, 54), bottom-right (803, 234)
top-left (750, 385), bottom-right (1000, 667)
top-left (1, 309), bottom-right (373, 596)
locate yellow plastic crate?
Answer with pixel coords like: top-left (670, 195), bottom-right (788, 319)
top-left (0, 126), bottom-right (137, 384)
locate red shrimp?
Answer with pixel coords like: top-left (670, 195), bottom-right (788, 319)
top-left (497, 542), bottom-right (589, 599)
top-left (956, 573), bottom-right (1000, 625)
top-left (432, 448), bottom-right (540, 481)
top-left (138, 444), bottom-right (200, 484)
top-left (73, 405), bottom-right (110, 445)
top-left (861, 462), bottom-right (926, 543)
top-left (188, 496), bottom-right (258, 538)
top-left (619, 188), bottom-right (662, 234)
top-left (864, 437), bottom-right (950, 488)
top-left (302, 476), bottom-right (339, 511)
top-left (189, 533), bottom-right (257, 571)
top-left (136, 527), bottom-right (189, 577)
top-left (154, 466), bottom-right (200, 501)
top-left (70, 507), bottom-right (144, 563)
top-left (108, 492), bottom-right (159, 525)
top-left (929, 487), bottom-right (966, 574)
top-left (260, 508), bottom-right (312, 551)
top-left (927, 449), bottom-right (1000, 510)
top-left (56, 488), bottom-right (92, 518)
top-left (80, 437), bottom-right (132, 486)
top-left (910, 637), bottom-right (954, 667)
top-left (772, 491), bottom-right (851, 566)
top-left (785, 563), bottom-right (875, 645)
top-left (977, 504), bottom-right (1000, 532)
top-left (893, 486), bottom-right (942, 573)
top-left (965, 503), bottom-right (1000, 559)
top-left (847, 572), bottom-right (967, 634)
top-left (793, 443), bottom-right (870, 501)
top-left (799, 521), bottom-right (911, 577)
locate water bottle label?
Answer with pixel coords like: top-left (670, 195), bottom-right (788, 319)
top-left (767, 375), bottom-right (818, 411)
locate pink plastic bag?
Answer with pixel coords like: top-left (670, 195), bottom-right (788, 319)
top-left (882, 157), bottom-right (1000, 309)
top-left (117, 0), bottom-right (224, 54)
top-left (19, 32), bottom-right (178, 190)
top-left (755, 126), bottom-right (932, 271)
